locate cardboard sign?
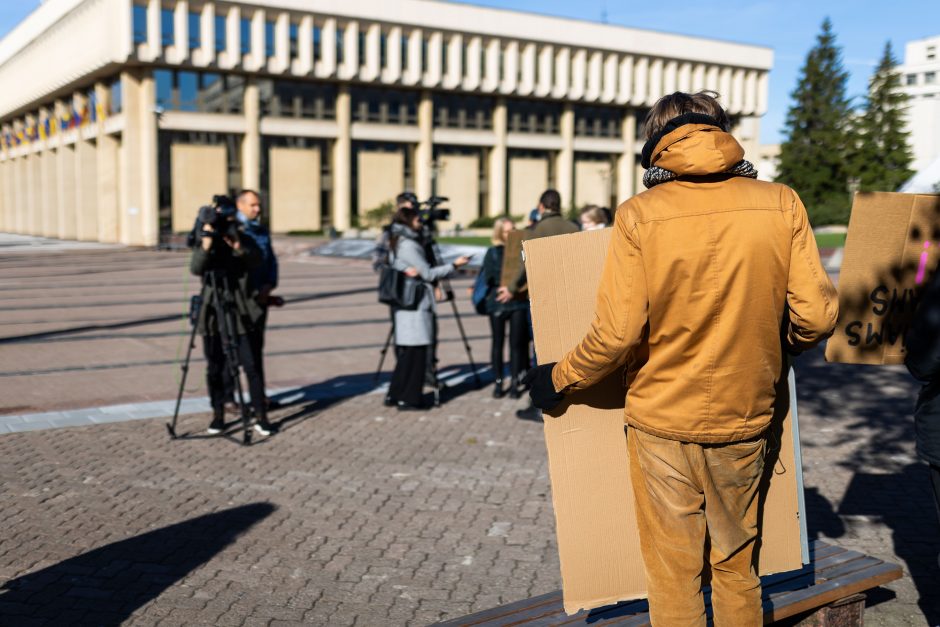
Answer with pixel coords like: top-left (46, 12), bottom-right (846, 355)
top-left (524, 229), bottom-right (806, 615)
top-left (826, 192), bottom-right (940, 365)
top-left (500, 230), bottom-right (533, 298)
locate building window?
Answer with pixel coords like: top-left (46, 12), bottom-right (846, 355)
top-left (259, 80), bottom-right (337, 119)
top-left (380, 32), bottom-right (388, 69)
top-left (907, 73), bottom-right (918, 86)
top-left (575, 105), bottom-right (621, 138)
top-left (336, 26), bottom-right (345, 64)
top-left (161, 8), bottom-right (174, 47)
top-left (214, 15), bottom-right (226, 52)
top-left (359, 32), bottom-right (367, 66)
top-left (132, 4), bottom-right (147, 45)
top-left (352, 87), bottom-right (417, 124)
top-left (155, 70), bottom-right (245, 114)
top-left (433, 94), bottom-right (492, 130)
top-left (926, 72), bottom-right (937, 85)
top-left (188, 12), bottom-right (201, 49)
top-left (313, 25), bottom-right (321, 60)
top-left (265, 20), bottom-right (275, 57)
top-left (240, 18), bottom-right (251, 55)
top-left (928, 46), bottom-right (937, 61)
top-left (289, 22), bottom-right (299, 58)
top-left (110, 78), bottom-right (123, 114)
top-left (507, 99), bottom-right (560, 134)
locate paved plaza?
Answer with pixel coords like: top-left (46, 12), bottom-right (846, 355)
top-left (0, 237), bottom-right (938, 626)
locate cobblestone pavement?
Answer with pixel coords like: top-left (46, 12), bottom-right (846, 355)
top-left (0, 239), bottom-right (938, 626)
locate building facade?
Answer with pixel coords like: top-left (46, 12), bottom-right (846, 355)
top-left (0, 0), bottom-right (772, 246)
top-left (899, 35), bottom-right (940, 189)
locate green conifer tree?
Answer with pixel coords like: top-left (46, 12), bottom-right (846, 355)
top-left (776, 18), bottom-right (854, 225)
top-left (853, 41), bottom-right (914, 193)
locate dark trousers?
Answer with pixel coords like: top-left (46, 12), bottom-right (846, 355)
top-left (203, 333), bottom-right (266, 421)
top-left (489, 309), bottom-right (530, 380)
top-left (931, 464), bottom-right (940, 528)
top-left (247, 308), bottom-right (268, 390)
top-left (389, 345), bottom-right (428, 406)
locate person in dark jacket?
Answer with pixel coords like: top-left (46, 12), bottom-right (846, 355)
top-left (236, 190), bottom-right (283, 409)
top-left (904, 269), bottom-right (940, 554)
top-left (191, 209), bottom-right (274, 436)
top-left (480, 217), bottom-right (530, 398)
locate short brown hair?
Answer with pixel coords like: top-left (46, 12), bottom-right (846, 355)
top-left (643, 91), bottom-right (730, 140)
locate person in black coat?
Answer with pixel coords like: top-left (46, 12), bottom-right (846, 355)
top-left (904, 269), bottom-right (940, 554)
top-left (480, 217), bottom-right (531, 398)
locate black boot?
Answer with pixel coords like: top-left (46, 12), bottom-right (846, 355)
top-left (493, 378), bottom-right (505, 398)
top-left (207, 409), bottom-right (225, 435)
top-left (516, 403), bottom-right (541, 421)
top-left (508, 375), bottom-right (521, 399)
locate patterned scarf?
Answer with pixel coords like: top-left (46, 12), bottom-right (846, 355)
top-left (642, 159), bottom-right (759, 189)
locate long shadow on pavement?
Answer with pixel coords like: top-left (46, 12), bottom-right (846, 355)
top-left (0, 503), bottom-right (275, 625)
top-left (793, 350), bottom-right (940, 623)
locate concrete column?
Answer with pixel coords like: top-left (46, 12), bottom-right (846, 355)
top-left (586, 51), bottom-right (603, 101)
top-left (519, 43), bottom-right (536, 96)
top-left (97, 131), bottom-right (120, 243)
top-left (383, 26), bottom-right (403, 83)
top-left (75, 137), bottom-right (98, 241)
top-left (556, 104), bottom-right (575, 211)
top-left (482, 38), bottom-right (500, 92)
top-left (220, 5), bottom-right (240, 69)
top-left (663, 60), bottom-right (677, 95)
top-left (362, 23), bottom-right (381, 82)
top-left (500, 41), bottom-right (519, 94)
top-left (617, 111), bottom-right (637, 202)
top-left (242, 80), bottom-right (261, 190)
top-left (332, 85), bottom-right (352, 231)
top-left (692, 63), bottom-right (707, 92)
top-left (403, 28), bottom-right (422, 85)
top-left (552, 47), bottom-right (570, 99)
top-left (317, 18), bottom-right (337, 78)
top-left (569, 49), bottom-right (587, 100)
top-left (145, 0), bottom-right (162, 61)
top-left (119, 69), bottom-right (159, 246)
top-left (463, 36), bottom-right (482, 90)
top-left (618, 56), bottom-right (634, 105)
top-left (648, 58), bottom-right (664, 105)
top-left (294, 15), bottom-right (314, 75)
top-left (631, 57), bottom-right (648, 106)
top-left (602, 53), bottom-right (618, 103)
top-left (339, 21), bottom-right (359, 80)
top-left (15, 155), bottom-right (27, 234)
top-left (536, 45), bottom-right (553, 97)
top-left (678, 62), bottom-right (692, 93)
top-left (423, 31), bottom-right (442, 87)
top-left (756, 72), bottom-right (769, 116)
top-left (443, 33), bottom-right (463, 89)
top-left (488, 98), bottom-right (507, 216)
top-left (0, 160), bottom-right (6, 232)
top-left (270, 11), bottom-right (290, 73)
top-left (195, 2), bottom-right (215, 67)
top-left (169, 0), bottom-right (189, 65)
top-left (27, 150), bottom-right (41, 235)
top-left (415, 91), bottom-right (433, 200)
top-left (39, 111), bottom-right (59, 238)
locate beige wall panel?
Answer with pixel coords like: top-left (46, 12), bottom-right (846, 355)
top-left (97, 134), bottom-right (120, 243)
top-left (57, 145), bottom-right (77, 240)
top-left (436, 154), bottom-right (479, 229)
top-left (40, 150), bottom-right (59, 237)
top-left (0, 161), bottom-right (8, 231)
top-left (357, 150), bottom-right (404, 215)
top-left (508, 156), bottom-right (549, 216)
top-left (269, 147), bottom-right (321, 233)
top-left (171, 144), bottom-right (227, 233)
top-left (76, 140), bottom-right (99, 241)
top-left (15, 158), bottom-right (27, 233)
top-left (28, 154), bottom-right (42, 235)
top-left (574, 160), bottom-right (612, 209)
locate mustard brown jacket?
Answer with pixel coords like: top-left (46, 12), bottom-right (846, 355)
top-left (551, 123), bottom-right (839, 443)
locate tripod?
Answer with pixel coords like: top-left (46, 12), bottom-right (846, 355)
top-left (167, 269), bottom-right (253, 446)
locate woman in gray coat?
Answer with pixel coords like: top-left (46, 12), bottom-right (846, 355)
top-left (388, 207), bottom-right (470, 409)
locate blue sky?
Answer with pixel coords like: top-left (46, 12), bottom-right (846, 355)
top-left (2, 1), bottom-right (938, 144)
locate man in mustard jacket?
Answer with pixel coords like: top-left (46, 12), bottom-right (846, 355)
top-left (525, 92), bottom-right (838, 625)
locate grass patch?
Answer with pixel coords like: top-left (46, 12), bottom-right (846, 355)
top-left (436, 236), bottom-right (492, 247)
top-left (814, 232), bottom-right (846, 249)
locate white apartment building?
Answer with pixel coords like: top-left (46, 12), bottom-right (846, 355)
top-left (0, 0), bottom-right (773, 246)
top-left (900, 35), bottom-right (940, 187)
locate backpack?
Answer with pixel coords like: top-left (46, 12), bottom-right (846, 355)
top-left (471, 270), bottom-right (490, 315)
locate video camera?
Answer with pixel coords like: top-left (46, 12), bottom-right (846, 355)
top-left (418, 196), bottom-right (450, 231)
top-left (187, 194), bottom-right (240, 247)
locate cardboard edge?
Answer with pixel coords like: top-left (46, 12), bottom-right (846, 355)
top-left (564, 592), bottom-right (647, 617)
top-left (789, 367), bottom-right (810, 566)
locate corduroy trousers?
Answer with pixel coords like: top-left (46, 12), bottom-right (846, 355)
top-left (628, 425), bottom-right (767, 627)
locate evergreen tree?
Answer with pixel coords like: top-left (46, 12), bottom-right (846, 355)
top-left (776, 18), bottom-right (854, 225)
top-left (853, 41), bottom-right (914, 192)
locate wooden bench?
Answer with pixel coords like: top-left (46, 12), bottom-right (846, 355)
top-left (438, 541), bottom-right (902, 626)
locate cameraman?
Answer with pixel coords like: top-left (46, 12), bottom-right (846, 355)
top-left (190, 205), bottom-right (275, 437)
top-left (235, 190), bottom-right (282, 410)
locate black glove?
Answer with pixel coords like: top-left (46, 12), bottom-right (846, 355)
top-left (523, 362), bottom-right (564, 411)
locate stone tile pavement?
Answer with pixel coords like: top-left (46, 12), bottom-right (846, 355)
top-left (0, 237), bottom-right (937, 626)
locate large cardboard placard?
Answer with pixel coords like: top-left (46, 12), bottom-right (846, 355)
top-left (500, 230), bottom-right (533, 298)
top-left (524, 229), bottom-right (806, 615)
top-left (826, 192), bottom-right (940, 365)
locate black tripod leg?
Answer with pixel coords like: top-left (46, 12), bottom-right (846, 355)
top-left (212, 273), bottom-right (252, 446)
top-left (449, 297), bottom-right (482, 388)
top-left (167, 311), bottom-right (201, 439)
top-left (374, 326), bottom-right (394, 383)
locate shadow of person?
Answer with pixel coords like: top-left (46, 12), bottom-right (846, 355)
top-left (802, 487), bottom-right (846, 541)
top-left (0, 503), bottom-right (275, 625)
top-left (839, 464), bottom-right (940, 624)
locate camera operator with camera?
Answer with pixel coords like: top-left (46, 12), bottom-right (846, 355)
top-left (190, 197), bottom-right (275, 437)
